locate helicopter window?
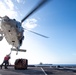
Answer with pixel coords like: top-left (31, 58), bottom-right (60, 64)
top-left (16, 24), bottom-right (18, 28)
top-left (16, 22), bottom-right (21, 28)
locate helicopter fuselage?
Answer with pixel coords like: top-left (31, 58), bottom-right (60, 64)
top-left (0, 16), bottom-right (24, 48)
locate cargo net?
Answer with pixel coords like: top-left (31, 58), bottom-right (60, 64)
top-left (14, 59), bottom-right (28, 70)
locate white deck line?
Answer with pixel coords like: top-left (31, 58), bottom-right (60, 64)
top-left (41, 67), bottom-right (47, 75)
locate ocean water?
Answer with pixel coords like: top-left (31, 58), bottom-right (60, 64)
top-left (34, 64), bottom-right (76, 67)
top-left (53, 64), bottom-right (76, 67)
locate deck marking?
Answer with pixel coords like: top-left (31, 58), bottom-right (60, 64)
top-left (41, 67), bottom-right (47, 75)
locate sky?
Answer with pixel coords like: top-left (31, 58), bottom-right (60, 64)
top-left (0, 0), bottom-right (76, 65)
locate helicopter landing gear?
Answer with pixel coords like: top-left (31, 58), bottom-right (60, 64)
top-left (16, 52), bottom-right (18, 55)
top-left (11, 41), bottom-right (19, 55)
top-left (11, 48), bottom-right (26, 52)
top-left (16, 47), bottom-right (19, 55)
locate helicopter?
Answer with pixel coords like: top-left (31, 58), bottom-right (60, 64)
top-left (0, 0), bottom-right (49, 55)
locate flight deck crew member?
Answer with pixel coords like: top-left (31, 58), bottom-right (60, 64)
top-left (1, 54), bottom-right (11, 69)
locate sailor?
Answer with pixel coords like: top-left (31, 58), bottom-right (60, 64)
top-left (1, 54), bottom-right (11, 69)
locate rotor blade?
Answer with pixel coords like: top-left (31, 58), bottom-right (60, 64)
top-left (21, 0), bottom-right (48, 23)
top-left (25, 29), bottom-right (49, 38)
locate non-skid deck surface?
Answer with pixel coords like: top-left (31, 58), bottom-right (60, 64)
top-left (0, 66), bottom-right (76, 75)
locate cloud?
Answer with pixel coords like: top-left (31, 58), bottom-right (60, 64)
top-left (16, 0), bottom-right (26, 4)
top-left (4, 0), bottom-right (14, 10)
top-left (0, 0), bottom-right (18, 18)
top-left (24, 18), bottom-right (38, 29)
top-left (0, 0), bottom-right (38, 29)
top-left (16, 0), bottom-right (20, 3)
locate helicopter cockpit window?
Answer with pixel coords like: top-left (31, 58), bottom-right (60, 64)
top-left (16, 22), bottom-right (23, 33)
top-left (16, 24), bottom-right (18, 28)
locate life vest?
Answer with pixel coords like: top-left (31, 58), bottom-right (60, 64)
top-left (4, 55), bottom-right (10, 61)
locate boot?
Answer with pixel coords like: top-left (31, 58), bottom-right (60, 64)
top-left (1, 65), bottom-right (2, 69)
